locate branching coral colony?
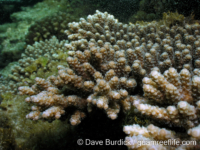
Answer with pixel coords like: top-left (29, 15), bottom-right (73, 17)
top-left (19, 10), bottom-right (200, 149)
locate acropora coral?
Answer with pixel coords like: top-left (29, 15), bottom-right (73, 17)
top-left (16, 10), bottom-right (200, 149)
top-left (25, 12), bottom-right (73, 45)
top-left (1, 6), bottom-right (200, 149)
top-left (0, 36), bottom-right (68, 94)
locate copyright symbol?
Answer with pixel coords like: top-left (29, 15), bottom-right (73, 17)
top-left (77, 139), bottom-right (84, 145)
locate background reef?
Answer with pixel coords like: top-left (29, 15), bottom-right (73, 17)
top-left (1, 0), bottom-right (200, 150)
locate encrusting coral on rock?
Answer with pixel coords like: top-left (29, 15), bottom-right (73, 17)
top-left (17, 10), bottom-right (200, 149)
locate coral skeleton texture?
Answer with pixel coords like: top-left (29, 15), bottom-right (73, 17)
top-left (18, 10), bottom-right (200, 149)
